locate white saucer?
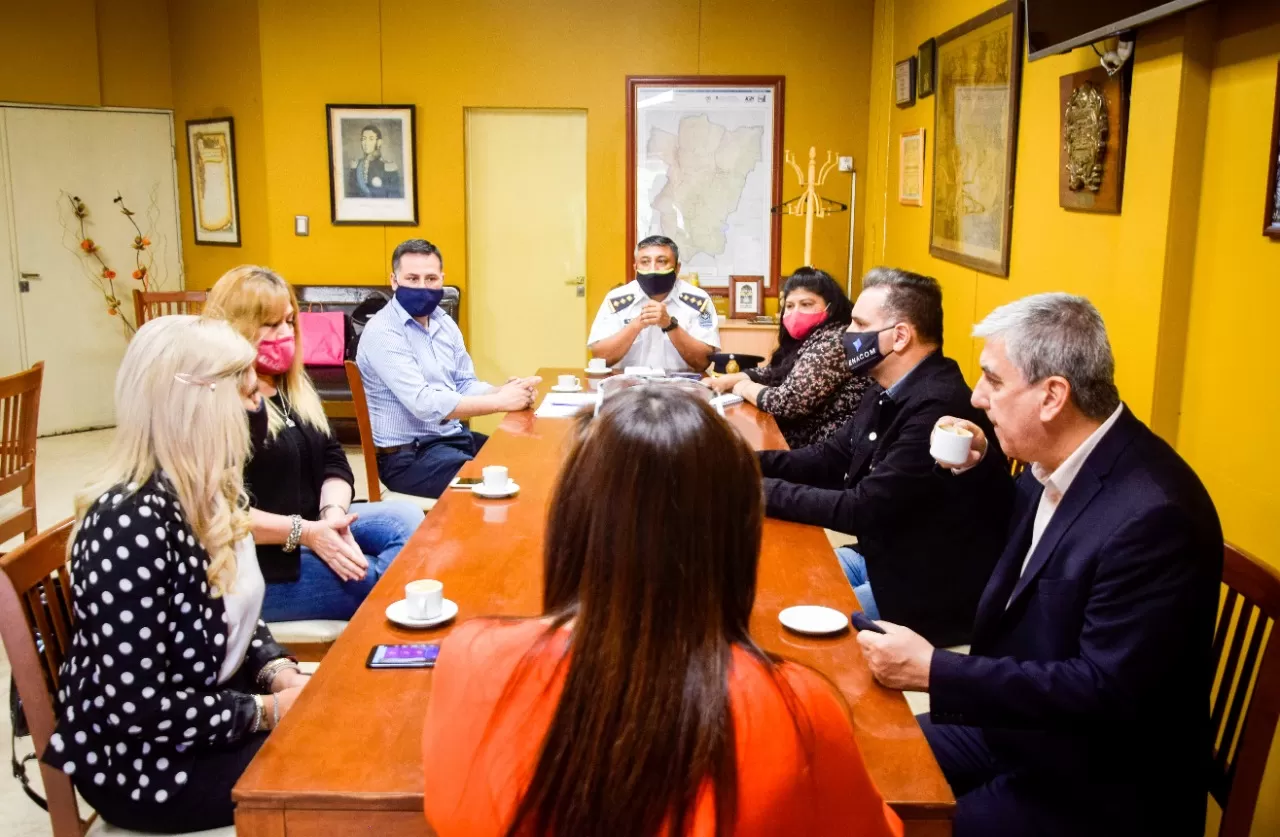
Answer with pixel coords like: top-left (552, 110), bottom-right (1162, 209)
top-left (551, 384), bottom-right (583, 393)
top-left (472, 480), bottom-right (520, 499)
top-left (778, 605), bottom-right (849, 636)
top-left (584, 367), bottom-right (611, 376)
top-left (385, 597), bottom-right (458, 629)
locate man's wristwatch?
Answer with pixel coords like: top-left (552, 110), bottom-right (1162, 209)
top-left (661, 318), bottom-right (679, 333)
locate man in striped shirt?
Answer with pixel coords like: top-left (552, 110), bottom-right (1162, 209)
top-left (356, 239), bottom-right (541, 497)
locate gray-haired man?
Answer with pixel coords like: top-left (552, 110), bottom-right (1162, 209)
top-left (857, 292), bottom-right (1222, 837)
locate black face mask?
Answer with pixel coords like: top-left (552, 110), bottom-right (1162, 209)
top-left (247, 396), bottom-right (269, 450)
top-left (840, 326), bottom-right (897, 375)
top-left (636, 270), bottom-right (677, 297)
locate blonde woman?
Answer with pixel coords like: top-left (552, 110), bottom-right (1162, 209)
top-left (205, 266), bottom-right (423, 621)
top-left (44, 316), bottom-right (307, 833)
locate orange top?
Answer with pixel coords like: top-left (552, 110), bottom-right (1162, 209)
top-left (422, 619), bottom-right (904, 837)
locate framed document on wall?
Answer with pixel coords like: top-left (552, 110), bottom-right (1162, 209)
top-left (929, 0), bottom-right (1024, 277)
top-left (899, 129), bottom-right (925, 206)
top-left (326, 104), bottom-right (418, 225)
top-left (186, 117), bottom-right (241, 246)
top-left (626, 76), bottom-right (784, 296)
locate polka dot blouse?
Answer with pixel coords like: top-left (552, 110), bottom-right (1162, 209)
top-left (42, 476), bottom-right (293, 803)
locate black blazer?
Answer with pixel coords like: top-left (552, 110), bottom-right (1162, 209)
top-left (929, 407), bottom-right (1222, 835)
top-left (44, 477), bottom-right (292, 803)
top-left (759, 351), bottom-right (1013, 645)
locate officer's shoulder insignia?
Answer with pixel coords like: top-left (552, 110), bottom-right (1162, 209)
top-left (678, 291), bottom-right (709, 314)
top-left (609, 293), bottom-right (636, 313)
top-left (384, 162), bottom-right (399, 172)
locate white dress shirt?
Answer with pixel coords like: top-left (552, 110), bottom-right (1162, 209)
top-left (1009, 404), bottom-right (1124, 605)
top-left (587, 278), bottom-right (720, 372)
top-left (219, 536), bottom-right (266, 683)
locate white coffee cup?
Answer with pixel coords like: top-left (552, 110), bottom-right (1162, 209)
top-left (558, 374), bottom-right (580, 389)
top-left (588, 357), bottom-right (608, 372)
top-left (930, 423), bottom-right (974, 466)
top-left (405, 579), bottom-right (443, 620)
top-left (482, 465), bottom-right (509, 491)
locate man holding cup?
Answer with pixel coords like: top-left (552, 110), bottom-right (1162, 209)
top-left (856, 293), bottom-right (1222, 836)
top-left (759, 267), bottom-right (1013, 646)
top-left (356, 239), bottom-right (542, 498)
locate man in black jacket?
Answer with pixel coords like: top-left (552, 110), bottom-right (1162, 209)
top-left (760, 268), bottom-right (1012, 645)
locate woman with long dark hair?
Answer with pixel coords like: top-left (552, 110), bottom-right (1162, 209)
top-left (706, 267), bottom-right (870, 448)
top-left (421, 387), bottom-right (902, 837)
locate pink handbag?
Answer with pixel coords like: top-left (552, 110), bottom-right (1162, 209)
top-left (298, 311), bottom-right (346, 366)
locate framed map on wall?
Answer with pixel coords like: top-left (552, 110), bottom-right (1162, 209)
top-left (929, 1), bottom-right (1024, 277)
top-left (626, 76), bottom-right (784, 296)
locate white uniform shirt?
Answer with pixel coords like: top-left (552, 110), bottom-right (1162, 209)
top-left (587, 278), bottom-right (720, 372)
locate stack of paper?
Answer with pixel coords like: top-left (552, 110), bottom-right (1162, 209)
top-left (535, 391), bottom-right (597, 419)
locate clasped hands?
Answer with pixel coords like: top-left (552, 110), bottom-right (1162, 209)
top-left (633, 301), bottom-right (672, 331)
top-left (498, 376), bottom-right (542, 412)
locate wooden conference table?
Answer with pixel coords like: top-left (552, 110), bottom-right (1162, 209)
top-left (234, 369), bottom-right (955, 836)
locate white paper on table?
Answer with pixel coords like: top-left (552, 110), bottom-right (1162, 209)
top-left (535, 392), bottom-right (597, 419)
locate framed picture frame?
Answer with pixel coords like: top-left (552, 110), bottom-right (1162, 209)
top-left (1264, 61), bottom-right (1280, 239)
top-left (326, 104), bottom-right (418, 226)
top-left (1059, 65), bottom-right (1129, 214)
top-left (899, 129), bottom-right (926, 206)
top-left (729, 276), bottom-right (764, 319)
top-left (626, 76), bottom-right (785, 297)
top-left (185, 117), bottom-right (241, 246)
top-left (918, 39), bottom-right (937, 99)
top-left (929, 0), bottom-right (1024, 277)
top-left (895, 57), bottom-right (917, 108)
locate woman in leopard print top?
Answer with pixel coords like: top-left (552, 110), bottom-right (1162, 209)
top-left (707, 268), bottom-right (871, 449)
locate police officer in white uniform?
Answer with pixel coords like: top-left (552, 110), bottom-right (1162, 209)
top-left (587, 235), bottom-right (720, 373)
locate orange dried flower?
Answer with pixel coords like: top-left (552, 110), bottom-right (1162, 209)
top-left (101, 268), bottom-right (116, 279)
top-left (132, 267), bottom-right (147, 280)
top-left (80, 239), bottom-right (95, 252)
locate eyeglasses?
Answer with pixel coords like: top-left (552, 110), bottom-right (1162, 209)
top-left (593, 375), bottom-right (723, 417)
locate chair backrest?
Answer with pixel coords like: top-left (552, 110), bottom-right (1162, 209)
top-left (1211, 543), bottom-right (1280, 836)
top-left (132, 289), bottom-right (207, 327)
top-left (0, 519), bottom-right (85, 837)
top-left (0, 361), bottom-right (44, 545)
top-left (344, 361), bottom-right (383, 502)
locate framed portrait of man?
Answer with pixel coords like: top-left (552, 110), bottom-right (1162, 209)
top-left (326, 104), bottom-right (418, 225)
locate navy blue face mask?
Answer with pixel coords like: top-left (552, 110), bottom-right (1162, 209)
top-left (396, 285), bottom-right (443, 318)
top-left (841, 325), bottom-right (898, 375)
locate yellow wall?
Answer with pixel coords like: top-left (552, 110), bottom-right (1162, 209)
top-left (865, 0), bottom-right (1280, 833)
top-left (236, 0), bottom-right (876, 319)
top-left (168, 0), bottom-right (271, 282)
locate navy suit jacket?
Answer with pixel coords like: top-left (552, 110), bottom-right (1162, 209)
top-left (929, 407), bottom-right (1222, 834)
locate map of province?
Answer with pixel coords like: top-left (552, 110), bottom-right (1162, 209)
top-left (647, 114), bottom-right (764, 259)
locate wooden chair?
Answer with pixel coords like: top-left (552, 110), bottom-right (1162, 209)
top-left (0, 361), bottom-right (44, 547)
top-left (132, 289), bottom-right (206, 327)
top-left (343, 361), bottom-right (434, 512)
top-left (0, 520), bottom-right (236, 836)
top-left (1210, 543), bottom-right (1280, 836)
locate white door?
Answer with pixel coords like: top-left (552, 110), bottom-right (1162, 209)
top-left (465, 109), bottom-right (587, 436)
top-left (1, 107), bottom-right (183, 434)
top-left (0, 130), bottom-right (24, 379)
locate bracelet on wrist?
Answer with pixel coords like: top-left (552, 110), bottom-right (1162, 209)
top-left (318, 503), bottom-right (347, 518)
top-left (282, 515), bottom-right (304, 553)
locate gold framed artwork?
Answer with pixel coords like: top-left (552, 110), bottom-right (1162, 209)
top-left (929, 0), bottom-right (1024, 277)
top-left (185, 117), bottom-right (240, 246)
top-left (899, 129), bottom-right (926, 206)
top-left (1059, 65), bottom-right (1129, 214)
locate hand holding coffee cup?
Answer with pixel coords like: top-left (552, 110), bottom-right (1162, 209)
top-left (930, 417), bottom-right (987, 469)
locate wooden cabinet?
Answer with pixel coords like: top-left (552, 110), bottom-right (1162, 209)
top-left (717, 320), bottom-right (778, 359)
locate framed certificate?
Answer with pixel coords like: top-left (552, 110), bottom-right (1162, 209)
top-left (185, 117), bottom-right (241, 246)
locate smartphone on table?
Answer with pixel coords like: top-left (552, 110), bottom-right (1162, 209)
top-left (449, 476), bottom-right (483, 489)
top-left (366, 643), bottom-right (440, 669)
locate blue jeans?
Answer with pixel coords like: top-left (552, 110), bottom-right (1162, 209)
top-left (835, 546), bottom-right (880, 620)
top-left (378, 431), bottom-right (489, 499)
top-left (261, 501), bottom-right (424, 622)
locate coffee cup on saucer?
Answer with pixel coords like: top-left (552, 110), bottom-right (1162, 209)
top-left (587, 357), bottom-right (608, 373)
top-left (482, 465), bottom-right (510, 491)
top-left (930, 423), bottom-right (974, 467)
top-left (557, 374), bottom-right (581, 389)
top-left (405, 579), bottom-right (443, 620)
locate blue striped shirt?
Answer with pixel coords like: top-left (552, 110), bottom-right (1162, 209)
top-left (355, 296), bottom-right (493, 447)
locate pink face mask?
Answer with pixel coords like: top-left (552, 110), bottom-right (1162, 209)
top-left (782, 308), bottom-right (829, 341)
top-left (255, 336), bottom-right (296, 375)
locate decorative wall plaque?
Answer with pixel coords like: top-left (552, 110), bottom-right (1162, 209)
top-left (1059, 65), bottom-right (1128, 214)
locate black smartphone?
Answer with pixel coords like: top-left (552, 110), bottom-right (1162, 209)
top-left (849, 612), bottom-right (886, 634)
top-left (449, 476), bottom-right (483, 488)
top-left (366, 643), bottom-right (440, 669)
